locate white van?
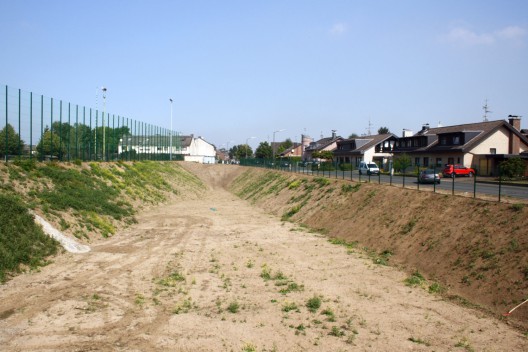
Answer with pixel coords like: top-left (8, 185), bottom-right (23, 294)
top-left (358, 161), bottom-right (380, 175)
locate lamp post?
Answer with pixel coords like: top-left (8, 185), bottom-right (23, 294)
top-left (245, 136), bottom-right (256, 159)
top-left (272, 129), bottom-right (285, 162)
top-left (169, 98), bottom-right (173, 161)
top-left (101, 87), bottom-right (107, 161)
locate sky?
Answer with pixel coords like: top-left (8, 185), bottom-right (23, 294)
top-left (1, 0), bottom-right (527, 151)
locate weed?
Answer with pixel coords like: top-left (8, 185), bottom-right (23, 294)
top-left (157, 271), bottom-right (185, 287)
top-left (306, 295), bottom-right (322, 313)
top-left (341, 183), bottom-right (361, 193)
top-left (227, 301), bottom-right (239, 313)
top-left (454, 337), bottom-right (474, 352)
top-left (404, 271), bottom-right (425, 287)
top-left (401, 218), bottom-right (417, 234)
top-left (135, 294), bottom-right (145, 306)
top-left (279, 282), bottom-right (304, 294)
top-left (260, 264), bottom-right (272, 280)
top-left (408, 337), bottom-right (430, 346)
top-left (288, 180), bottom-right (301, 189)
top-left (428, 282), bottom-right (445, 294)
top-left (242, 342), bottom-right (257, 352)
top-left (329, 326), bottom-right (345, 337)
top-left (321, 308), bottom-right (336, 322)
top-left (173, 298), bottom-right (193, 314)
top-left (313, 177), bottom-right (330, 187)
top-left (510, 203), bottom-right (524, 212)
top-left (246, 259), bottom-right (254, 268)
top-left (282, 302), bottom-right (298, 312)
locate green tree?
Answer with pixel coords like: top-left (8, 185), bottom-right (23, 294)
top-left (0, 124), bottom-right (24, 157)
top-left (36, 128), bottom-right (66, 159)
top-left (277, 138), bottom-right (293, 156)
top-left (312, 150), bottom-right (333, 161)
top-left (234, 144), bottom-right (253, 159)
top-left (378, 126), bottom-right (390, 134)
top-left (393, 153), bottom-right (411, 173)
top-left (348, 133), bottom-right (359, 139)
top-left (500, 157), bottom-right (526, 179)
top-left (255, 141), bottom-right (272, 159)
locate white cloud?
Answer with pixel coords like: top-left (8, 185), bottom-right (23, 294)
top-left (329, 22), bottom-right (347, 36)
top-left (444, 25), bottom-right (526, 46)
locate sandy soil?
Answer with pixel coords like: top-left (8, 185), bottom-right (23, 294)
top-left (0, 164), bottom-right (526, 351)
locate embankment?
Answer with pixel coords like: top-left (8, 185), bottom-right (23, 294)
top-left (229, 167), bottom-right (528, 329)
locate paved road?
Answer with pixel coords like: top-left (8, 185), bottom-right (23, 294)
top-left (268, 167), bottom-right (528, 200)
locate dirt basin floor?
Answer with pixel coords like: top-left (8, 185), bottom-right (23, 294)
top-left (0, 164), bottom-right (526, 351)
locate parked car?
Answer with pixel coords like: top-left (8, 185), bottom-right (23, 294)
top-left (358, 161), bottom-right (380, 175)
top-left (442, 164), bottom-right (475, 178)
top-left (419, 169), bottom-right (441, 184)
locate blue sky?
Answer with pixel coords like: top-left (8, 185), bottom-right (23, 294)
top-left (1, 0), bottom-right (527, 150)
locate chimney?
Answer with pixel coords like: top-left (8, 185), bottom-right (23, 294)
top-left (508, 115), bottom-right (521, 154)
top-left (402, 129), bottom-right (413, 137)
top-left (421, 123), bottom-right (430, 132)
top-left (331, 130), bottom-right (337, 139)
top-left (508, 115), bottom-right (521, 131)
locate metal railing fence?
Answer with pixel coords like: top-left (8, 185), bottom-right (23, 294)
top-left (239, 158), bottom-right (528, 203)
top-left (1, 85), bottom-right (181, 162)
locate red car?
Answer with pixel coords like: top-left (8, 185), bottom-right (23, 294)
top-left (443, 164), bottom-right (475, 178)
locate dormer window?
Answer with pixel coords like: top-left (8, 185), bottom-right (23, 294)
top-left (440, 137), bottom-right (447, 145)
top-left (453, 136), bottom-right (460, 145)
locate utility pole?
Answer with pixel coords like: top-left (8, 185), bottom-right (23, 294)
top-left (102, 87), bottom-right (107, 160)
top-left (169, 98), bottom-right (173, 161)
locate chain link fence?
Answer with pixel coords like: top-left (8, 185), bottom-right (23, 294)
top-left (1, 85), bottom-right (181, 162)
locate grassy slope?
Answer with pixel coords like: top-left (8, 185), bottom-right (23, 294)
top-left (229, 168), bottom-right (528, 329)
top-left (0, 160), bottom-right (205, 282)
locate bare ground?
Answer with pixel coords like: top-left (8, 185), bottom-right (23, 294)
top-left (0, 163), bottom-right (527, 351)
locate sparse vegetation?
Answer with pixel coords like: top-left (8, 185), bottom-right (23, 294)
top-left (306, 296), bottom-right (322, 313)
top-left (405, 271), bottom-right (426, 287)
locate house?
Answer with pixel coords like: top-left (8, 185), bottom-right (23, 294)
top-left (333, 133), bottom-right (398, 169)
top-left (392, 117), bottom-right (528, 176)
top-left (118, 134), bottom-right (216, 164)
top-left (303, 130), bottom-right (343, 161)
top-left (279, 143), bottom-right (303, 158)
top-left (179, 135), bottom-right (216, 164)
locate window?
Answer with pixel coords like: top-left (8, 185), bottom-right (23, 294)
top-left (453, 136), bottom-right (460, 145)
top-left (448, 157), bottom-right (454, 165)
top-left (415, 157), bottom-right (420, 166)
top-left (457, 157), bottom-right (461, 163)
top-left (436, 158), bottom-right (442, 166)
top-left (440, 137), bottom-right (447, 145)
top-left (490, 148), bottom-right (496, 154)
top-left (423, 157), bottom-right (429, 167)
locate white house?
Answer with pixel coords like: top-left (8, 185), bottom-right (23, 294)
top-left (180, 135), bottom-right (216, 164)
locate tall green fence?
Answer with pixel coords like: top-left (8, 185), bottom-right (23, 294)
top-left (0, 85), bottom-right (181, 162)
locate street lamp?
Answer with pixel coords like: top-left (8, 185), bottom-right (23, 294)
top-left (101, 87), bottom-right (107, 161)
top-left (245, 136), bottom-right (256, 159)
top-left (169, 98), bottom-right (173, 161)
top-left (272, 129), bottom-right (285, 161)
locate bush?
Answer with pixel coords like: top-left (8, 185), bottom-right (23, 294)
top-left (500, 157), bottom-right (526, 179)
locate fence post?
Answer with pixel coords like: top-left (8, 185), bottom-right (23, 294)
top-left (30, 92), bottom-right (33, 159)
top-left (4, 85), bottom-right (7, 161)
top-left (451, 173), bottom-right (455, 195)
top-left (473, 168), bottom-right (477, 198)
top-left (498, 166), bottom-right (502, 203)
top-left (416, 166), bottom-right (420, 191)
top-left (18, 88), bottom-right (21, 158)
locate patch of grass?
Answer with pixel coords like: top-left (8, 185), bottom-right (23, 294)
top-left (428, 281), bottom-right (445, 294)
top-left (306, 295), bottom-right (322, 313)
top-left (408, 337), bottom-right (430, 346)
top-left (227, 301), bottom-right (239, 313)
top-left (173, 298), bottom-right (193, 314)
top-left (510, 203), bottom-right (524, 212)
top-left (341, 183), bottom-right (361, 193)
top-left (313, 177), bottom-right (330, 187)
top-left (372, 249), bottom-right (393, 266)
top-left (288, 180), bottom-right (302, 189)
top-left (454, 337), bottom-right (475, 352)
top-left (281, 203), bottom-right (303, 221)
top-left (260, 264), bottom-right (272, 280)
top-left (278, 281), bottom-right (304, 295)
top-left (282, 302), bottom-right (298, 312)
top-left (242, 342), bottom-right (257, 352)
top-left (400, 218), bottom-right (417, 235)
top-left (135, 294), bottom-right (145, 306)
top-left (329, 326), bottom-right (345, 337)
top-left (404, 271), bottom-right (426, 287)
top-left (157, 271), bottom-right (185, 287)
top-left (321, 308), bottom-right (336, 322)
top-left (0, 193), bottom-right (59, 283)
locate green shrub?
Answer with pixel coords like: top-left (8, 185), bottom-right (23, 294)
top-left (0, 194), bottom-right (59, 282)
top-left (306, 295), bottom-right (321, 313)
